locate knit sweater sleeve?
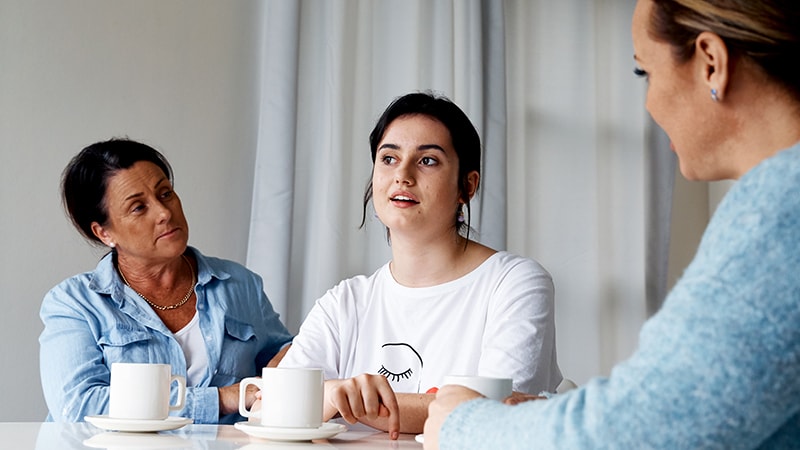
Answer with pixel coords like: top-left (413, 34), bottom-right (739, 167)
top-left (440, 145), bottom-right (800, 449)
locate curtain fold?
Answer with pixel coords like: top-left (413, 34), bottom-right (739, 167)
top-left (645, 119), bottom-right (676, 316)
top-left (474, 0), bottom-right (508, 250)
top-left (248, 0), bottom-right (665, 384)
top-left (247, 0), bottom-right (300, 321)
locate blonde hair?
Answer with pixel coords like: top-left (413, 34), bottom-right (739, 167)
top-left (649, 0), bottom-right (800, 97)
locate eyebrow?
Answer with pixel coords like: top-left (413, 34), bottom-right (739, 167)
top-left (378, 143), bottom-right (446, 152)
top-left (122, 177), bottom-right (168, 202)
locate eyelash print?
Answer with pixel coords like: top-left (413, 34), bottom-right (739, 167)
top-left (633, 67), bottom-right (648, 78)
top-left (378, 365), bottom-right (413, 383)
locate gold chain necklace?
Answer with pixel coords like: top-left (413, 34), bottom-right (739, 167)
top-left (118, 255), bottom-right (196, 311)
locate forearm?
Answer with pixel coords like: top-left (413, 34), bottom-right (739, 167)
top-left (42, 382), bottom-right (109, 422)
top-left (358, 393), bottom-right (432, 434)
top-left (39, 310), bottom-right (110, 422)
top-left (267, 344), bottom-right (291, 367)
top-left (183, 386), bottom-right (221, 424)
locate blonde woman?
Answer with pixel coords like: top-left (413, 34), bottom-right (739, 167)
top-left (425, 0), bottom-right (800, 448)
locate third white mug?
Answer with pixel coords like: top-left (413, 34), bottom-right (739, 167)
top-left (239, 367), bottom-right (324, 428)
top-left (442, 375), bottom-right (513, 401)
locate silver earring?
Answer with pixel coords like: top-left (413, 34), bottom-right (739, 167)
top-left (711, 88), bottom-right (719, 102)
top-left (109, 242), bottom-right (115, 248)
top-left (457, 205), bottom-right (465, 223)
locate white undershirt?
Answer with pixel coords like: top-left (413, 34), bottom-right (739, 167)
top-left (173, 311), bottom-right (208, 386)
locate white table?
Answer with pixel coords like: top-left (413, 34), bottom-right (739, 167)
top-left (1, 421), bottom-right (424, 449)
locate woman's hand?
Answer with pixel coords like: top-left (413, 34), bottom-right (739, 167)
top-left (504, 391), bottom-right (546, 405)
top-left (423, 385), bottom-right (483, 449)
top-left (219, 381), bottom-right (260, 416)
top-left (325, 374), bottom-right (400, 439)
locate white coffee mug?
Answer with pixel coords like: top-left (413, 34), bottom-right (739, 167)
top-left (109, 363), bottom-right (186, 420)
top-left (442, 375), bottom-right (513, 401)
top-left (239, 367), bottom-right (324, 428)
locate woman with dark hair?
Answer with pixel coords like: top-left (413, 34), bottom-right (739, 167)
top-left (278, 92), bottom-right (561, 438)
top-left (424, 0), bottom-right (800, 448)
top-left (40, 138), bottom-right (293, 424)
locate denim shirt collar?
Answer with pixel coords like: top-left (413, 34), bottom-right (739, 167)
top-left (87, 246), bottom-right (231, 303)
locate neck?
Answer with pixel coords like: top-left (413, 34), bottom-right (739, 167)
top-left (116, 253), bottom-right (195, 309)
top-left (717, 70), bottom-right (800, 179)
top-left (116, 252), bottom-right (187, 289)
top-left (388, 230), bottom-right (488, 287)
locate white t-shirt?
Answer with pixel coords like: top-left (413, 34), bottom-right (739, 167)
top-left (280, 251), bottom-right (561, 394)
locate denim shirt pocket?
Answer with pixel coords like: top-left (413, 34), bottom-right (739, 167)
top-left (215, 317), bottom-right (259, 382)
top-left (97, 325), bottom-right (155, 363)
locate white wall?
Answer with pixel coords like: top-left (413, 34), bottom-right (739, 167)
top-left (0, 0), bottom-right (261, 421)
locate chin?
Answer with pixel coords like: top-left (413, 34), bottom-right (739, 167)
top-left (678, 162), bottom-right (721, 182)
top-left (678, 167), bottom-right (701, 181)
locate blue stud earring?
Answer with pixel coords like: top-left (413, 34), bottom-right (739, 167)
top-left (711, 88), bottom-right (719, 102)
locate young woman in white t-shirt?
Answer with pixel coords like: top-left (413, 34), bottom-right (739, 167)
top-left (278, 92), bottom-right (561, 438)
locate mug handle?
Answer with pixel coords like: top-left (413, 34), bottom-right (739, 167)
top-left (170, 375), bottom-right (187, 411)
top-left (238, 377), bottom-right (262, 418)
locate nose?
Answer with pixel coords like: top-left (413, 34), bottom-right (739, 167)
top-left (394, 160), bottom-right (415, 185)
top-left (154, 200), bottom-right (172, 223)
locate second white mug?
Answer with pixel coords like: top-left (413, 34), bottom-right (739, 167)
top-left (239, 367), bottom-right (324, 428)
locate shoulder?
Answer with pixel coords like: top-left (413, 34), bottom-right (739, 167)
top-left (699, 144), bottom-right (800, 261)
top-left (483, 251), bottom-right (552, 280)
top-left (477, 252), bottom-right (555, 310)
top-left (189, 247), bottom-right (259, 283)
top-left (45, 271), bottom-right (95, 300)
top-left (41, 270), bottom-right (110, 319)
top-left (328, 265), bottom-right (386, 293)
top-left (722, 143), bottom-right (800, 215)
top-left (317, 264), bottom-right (388, 306)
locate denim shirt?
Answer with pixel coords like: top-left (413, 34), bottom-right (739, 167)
top-left (39, 247), bottom-right (293, 424)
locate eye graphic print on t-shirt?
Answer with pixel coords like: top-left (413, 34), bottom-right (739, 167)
top-left (377, 342), bottom-right (423, 393)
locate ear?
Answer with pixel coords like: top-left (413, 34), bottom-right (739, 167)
top-left (91, 222), bottom-right (114, 247)
top-left (464, 170), bottom-right (481, 200)
top-left (695, 31), bottom-right (730, 100)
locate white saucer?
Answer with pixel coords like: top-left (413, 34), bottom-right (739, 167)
top-left (416, 433), bottom-right (425, 443)
top-left (85, 415), bottom-right (193, 432)
top-left (234, 421), bottom-right (347, 441)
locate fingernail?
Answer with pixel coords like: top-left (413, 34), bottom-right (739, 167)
top-left (391, 431), bottom-right (399, 440)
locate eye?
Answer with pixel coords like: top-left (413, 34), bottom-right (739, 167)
top-left (378, 365), bottom-right (413, 383)
top-left (159, 189), bottom-right (174, 200)
top-left (420, 156), bottom-right (438, 167)
top-left (381, 155), bottom-right (397, 165)
top-left (633, 67), bottom-right (648, 79)
top-left (131, 203), bottom-right (145, 214)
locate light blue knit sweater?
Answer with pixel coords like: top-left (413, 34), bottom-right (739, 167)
top-left (441, 143), bottom-right (800, 449)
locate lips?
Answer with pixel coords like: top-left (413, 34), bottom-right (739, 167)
top-left (389, 191), bottom-right (419, 204)
top-left (157, 227), bottom-right (180, 240)
top-left (390, 195), bottom-right (418, 203)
